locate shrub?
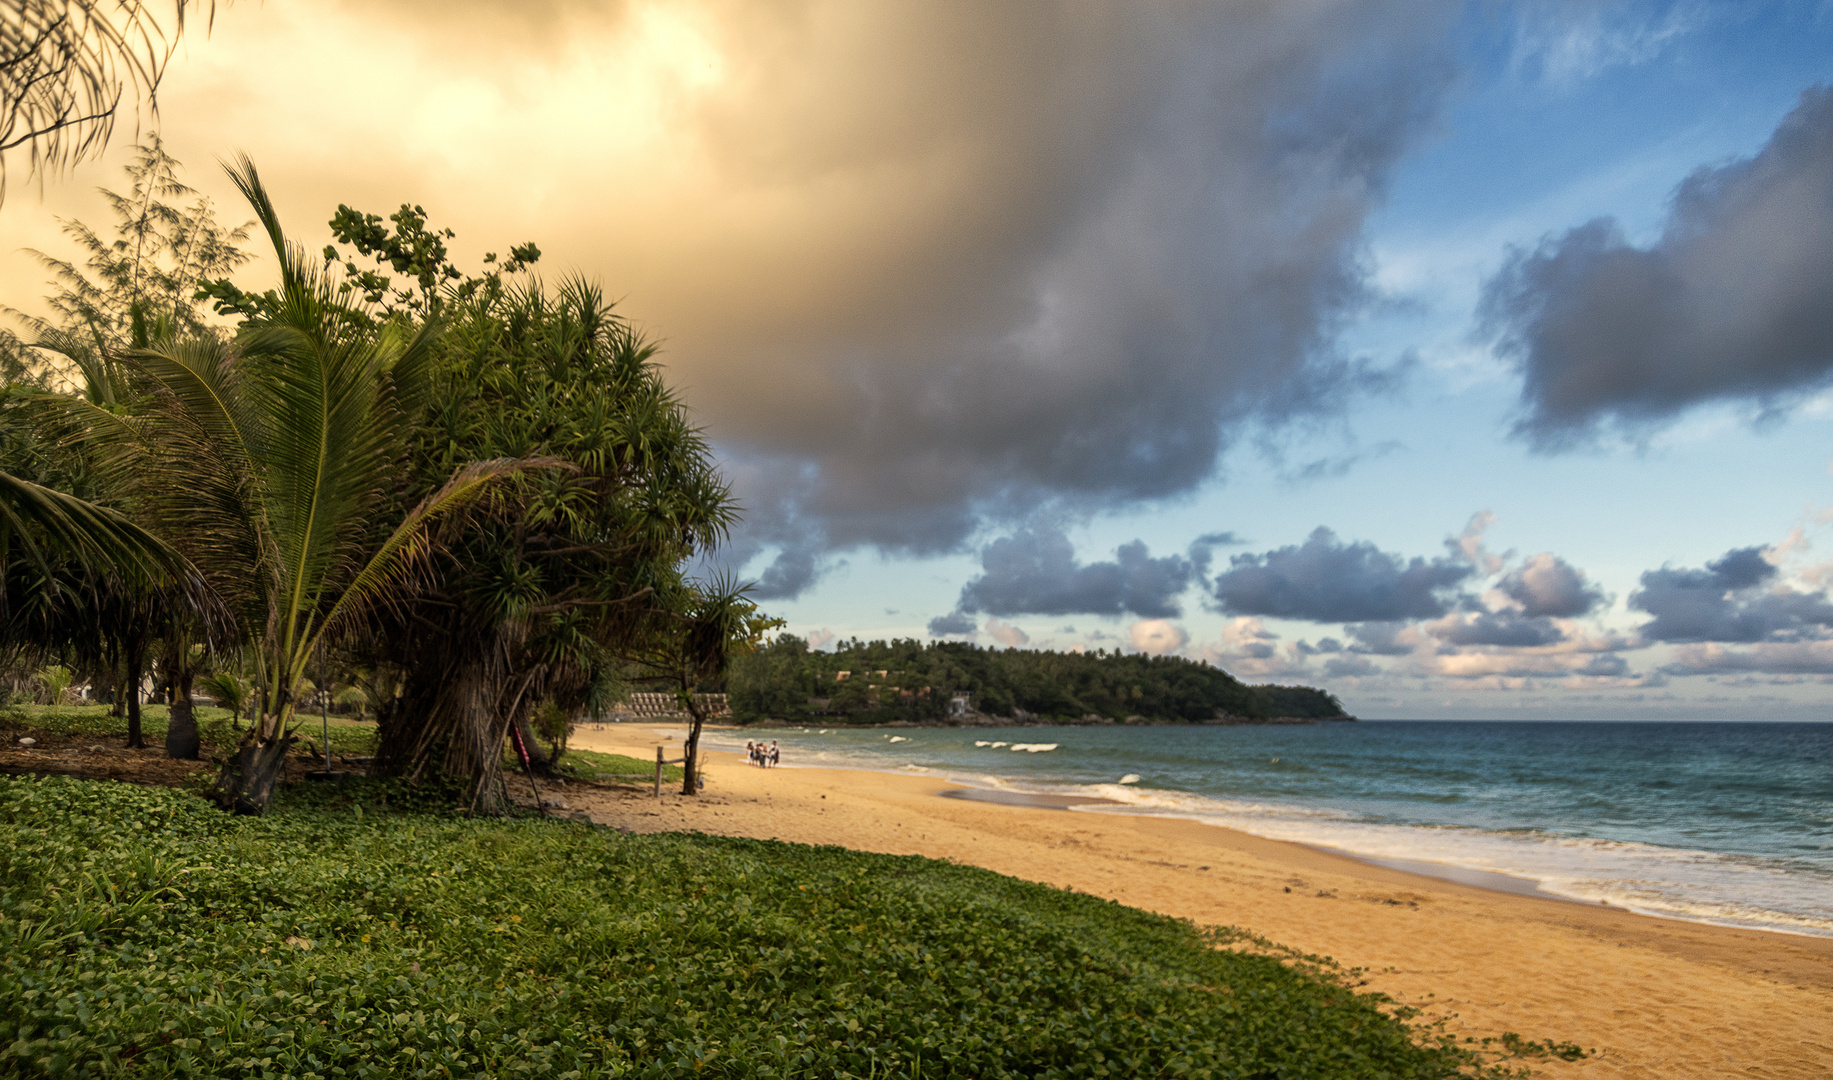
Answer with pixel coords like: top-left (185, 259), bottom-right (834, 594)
top-left (31, 666), bottom-right (72, 707)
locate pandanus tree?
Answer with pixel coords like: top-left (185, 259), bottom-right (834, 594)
top-left (65, 157), bottom-right (534, 812)
top-left (365, 277), bottom-right (738, 810)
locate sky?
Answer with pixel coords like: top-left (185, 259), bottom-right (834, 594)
top-left (6, 0), bottom-right (1833, 719)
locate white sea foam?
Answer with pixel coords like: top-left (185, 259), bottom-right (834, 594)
top-left (1064, 784), bottom-right (1833, 937)
top-left (1009, 743), bottom-right (1057, 753)
top-left (887, 736), bottom-right (908, 743)
top-left (690, 728), bottom-right (1833, 937)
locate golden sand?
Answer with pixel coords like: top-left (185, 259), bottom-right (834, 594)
top-left (559, 726), bottom-right (1833, 1078)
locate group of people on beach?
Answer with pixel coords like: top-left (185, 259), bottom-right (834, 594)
top-left (745, 740), bottom-right (780, 768)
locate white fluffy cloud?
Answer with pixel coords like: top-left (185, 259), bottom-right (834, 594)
top-left (1128, 619), bottom-right (1188, 656)
top-left (984, 618), bottom-right (1031, 649)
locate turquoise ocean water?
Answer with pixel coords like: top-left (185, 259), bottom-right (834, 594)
top-left (699, 721), bottom-right (1833, 937)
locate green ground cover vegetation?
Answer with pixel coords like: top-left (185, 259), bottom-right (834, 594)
top-left (730, 637), bottom-right (1348, 726)
top-left (2, 705), bottom-right (681, 787)
top-left (1, 705), bottom-right (379, 759)
top-left (546, 747), bottom-right (683, 785)
top-left (0, 775), bottom-right (1518, 1079)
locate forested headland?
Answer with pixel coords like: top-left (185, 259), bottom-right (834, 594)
top-left (728, 635), bottom-right (1352, 725)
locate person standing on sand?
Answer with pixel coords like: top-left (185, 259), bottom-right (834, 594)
top-left (745, 740), bottom-right (756, 766)
top-left (768, 741), bottom-right (780, 768)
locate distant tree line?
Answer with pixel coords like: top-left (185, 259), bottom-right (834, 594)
top-left (728, 636), bottom-right (1351, 725)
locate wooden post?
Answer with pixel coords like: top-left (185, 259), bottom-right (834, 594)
top-left (654, 745), bottom-right (663, 798)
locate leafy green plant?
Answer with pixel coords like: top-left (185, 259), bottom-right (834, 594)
top-left (199, 670), bottom-right (250, 718)
top-left (30, 664), bottom-right (71, 705)
top-left (332, 686), bottom-right (368, 718)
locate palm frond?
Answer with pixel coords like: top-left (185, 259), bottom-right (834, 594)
top-left (0, 468), bottom-right (196, 586)
top-left (317, 455), bottom-right (568, 646)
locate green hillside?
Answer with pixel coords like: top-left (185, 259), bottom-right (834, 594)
top-left (728, 636), bottom-right (1350, 725)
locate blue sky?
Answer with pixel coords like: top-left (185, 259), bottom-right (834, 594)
top-left (7, 1), bottom-right (1833, 718)
top-left (731, 2), bottom-right (1833, 718)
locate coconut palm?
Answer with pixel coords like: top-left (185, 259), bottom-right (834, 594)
top-left (0, 465), bottom-right (186, 584)
top-left (0, 464), bottom-right (221, 743)
top-left (72, 156), bottom-right (537, 812)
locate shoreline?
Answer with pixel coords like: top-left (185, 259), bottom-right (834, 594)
top-left (943, 786), bottom-right (1590, 904)
top-left (616, 715), bottom-right (1355, 729)
top-left (562, 726), bottom-right (1833, 1078)
top-left (690, 724), bottom-right (1832, 938)
top-left (706, 721), bottom-right (1833, 941)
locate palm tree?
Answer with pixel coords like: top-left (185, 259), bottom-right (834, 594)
top-left (76, 156), bottom-right (535, 812)
top-left (0, 466), bottom-right (219, 743)
top-left (620, 575), bottom-right (773, 796)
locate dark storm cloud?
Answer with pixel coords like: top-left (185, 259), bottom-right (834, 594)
top-left (1429, 611), bottom-right (1566, 648)
top-left (1295, 636), bottom-right (1344, 655)
top-left (1186, 531), bottom-right (1246, 582)
top-left (1660, 642), bottom-right (1833, 677)
top-left (1498, 552), bottom-right (1604, 617)
top-left (1322, 654), bottom-right (1380, 677)
top-left (1343, 621), bottom-right (1415, 655)
top-left (678, 1), bottom-right (1465, 590)
top-left (1482, 86), bottom-right (1833, 443)
top-left (1212, 527), bottom-right (1472, 622)
top-left (123, 0), bottom-right (1470, 601)
top-left (948, 526), bottom-right (1195, 619)
top-left (750, 548), bottom-right (820, 601)
top-left (1630, 546), bottom-right (1833, 643)
top-left (926, 611), bottom-right (977, 636)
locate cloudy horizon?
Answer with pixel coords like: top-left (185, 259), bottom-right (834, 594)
top-left (7, 0), bottom-right (1833, 718)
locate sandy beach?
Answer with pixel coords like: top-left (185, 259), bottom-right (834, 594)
top-left (559, 725), bottom-right (1833, 1079)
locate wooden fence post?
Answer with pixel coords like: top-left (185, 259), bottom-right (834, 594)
top-left (654, 745), bottom-right (663, 798)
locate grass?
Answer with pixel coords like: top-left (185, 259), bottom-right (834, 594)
top-left (7, 705), bottom-right (679, 792)
top-left (0, 775), bottom-right (1530, 1079)
top-left (2, 704), bottom-right (380, 758)
top-left (547, 747), bottom-right (684, 785)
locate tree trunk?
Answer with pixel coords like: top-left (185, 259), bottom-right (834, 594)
top-left (374, 635), bottom-right (515, 812)
top-left (680, 696), bottom-right (707, 796)
top-left (214, 728), bottom-right (294, 815)
top-left (123, 638), bottom-right (146, 748)
top-left (165, 669), bottom-right (199, 760)
top-left (512, 711), bottom-right (552, 775)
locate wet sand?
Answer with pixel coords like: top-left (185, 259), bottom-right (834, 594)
top-left (562, 725), bottom-right (1833, 1078)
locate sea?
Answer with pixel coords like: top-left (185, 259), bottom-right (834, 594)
top-left (702, 720), bottom-right (1833, 938)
